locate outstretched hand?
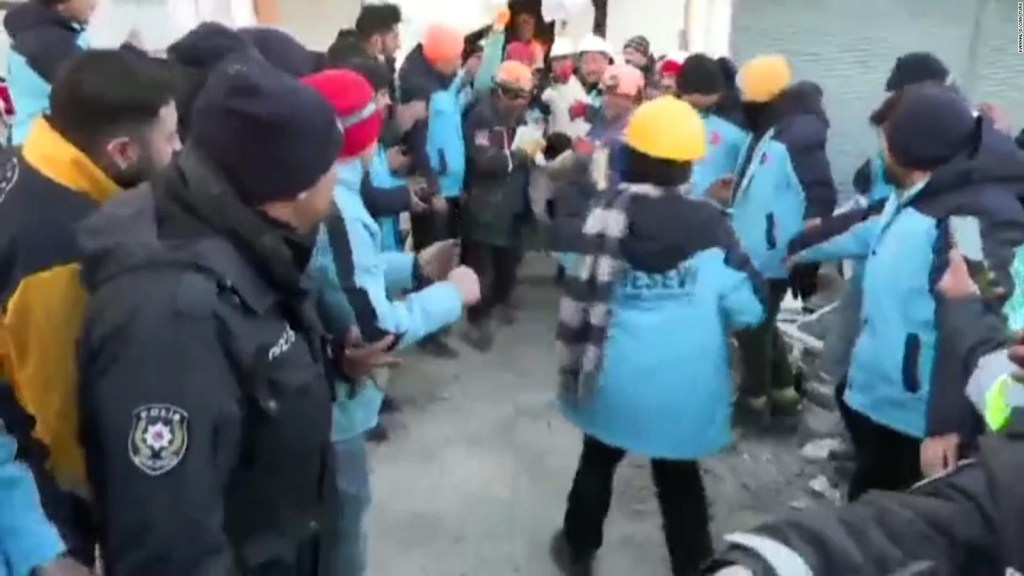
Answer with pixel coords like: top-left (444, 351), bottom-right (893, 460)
top-left (341, 329), bottom-right (401, 382)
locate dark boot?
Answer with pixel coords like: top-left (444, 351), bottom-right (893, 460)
top-left (380, 395), bottom-right (402, 414)
top-left (461, 321), bottom-right (495, 352)
top-left (732, 395), bottom-right (771, 430)
top-left (417, 333), bottom-right (459, 359)
top-left (549, 531), bottom-right (594, 576)
top-left (496, 303), bottom-right (518, 326)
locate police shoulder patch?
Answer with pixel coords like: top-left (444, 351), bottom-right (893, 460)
top-left (128, 404), bottom-right (189, 476)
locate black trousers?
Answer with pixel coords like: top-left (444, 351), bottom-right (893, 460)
top-left (461, 240), bottom-right (520, 324)
top-left (735, 279), bottom-right (794, 397)
top-left (836, 380), bottom-right (923, 501)
top-left (562, 436), bottom-right (713, 575)
top-left (410, 198), bottom-right (461, 251)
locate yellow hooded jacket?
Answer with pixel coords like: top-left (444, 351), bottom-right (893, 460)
top-left (0, 118), bottom-right (120, 497)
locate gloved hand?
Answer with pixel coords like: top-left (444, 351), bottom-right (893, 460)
top-left (788, 263), bottom-right (820, 302)
top-left (568, 100), bottom-right (589, 120)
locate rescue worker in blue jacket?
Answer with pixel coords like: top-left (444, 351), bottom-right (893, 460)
top-left (791, 91), bottom-right (902, 387)
top-left (397, 23), bottom-right (467, 358)
top-left (706, 54), bottom-right (838, 427)
top-left (705, 251), bottom-right (1024, 576)
top-left (302, 68), bottom-right (480, 576)
top-left (4, 0), bottom-right (94, 145)
top-left (789, 84), bottom-right (1024, 499)
top-left (550, 96), bottom-right (767, 576)
top-left (676, 53), bottom-right (748, 198)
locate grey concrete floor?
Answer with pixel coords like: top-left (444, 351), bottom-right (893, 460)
top-left (368, 256), bottom-right (839, 576)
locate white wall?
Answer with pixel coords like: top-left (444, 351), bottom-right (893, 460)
top-left (277, 0), bottom-right (362, 50)
top-left (605, 0), bottom-right (686, 56)
top-left (603, 0), bottom-right (732, 58)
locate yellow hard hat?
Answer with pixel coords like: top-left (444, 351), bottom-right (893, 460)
top-left (622, 95), bottom-right (706, 162)
top-left (738, 54), bottom-right (792, 103)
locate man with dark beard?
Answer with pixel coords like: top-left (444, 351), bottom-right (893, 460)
top-left (0, 49), bottom-right (179, 571)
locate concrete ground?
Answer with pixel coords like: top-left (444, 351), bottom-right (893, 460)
top-left (368, 256), bottom-right (842, 576)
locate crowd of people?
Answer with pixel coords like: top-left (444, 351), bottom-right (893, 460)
top-left (0, 0), bottom-right (1023, 575)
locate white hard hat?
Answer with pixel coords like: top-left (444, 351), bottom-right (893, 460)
top-left (549, 36), bottom-right (575, 59)
top-left (577, 33), bottom-right (612, 56)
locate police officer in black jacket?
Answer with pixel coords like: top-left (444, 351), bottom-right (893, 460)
top-left (75, 56), bottom-right (368, 576)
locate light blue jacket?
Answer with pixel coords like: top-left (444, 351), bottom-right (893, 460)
top-left (730, 128), bottom-right (810, 279)
top-left (310, 160), bottom-right (463, 441)
top-left (560, 196), bottom-right (766, 459)
top-left (6, 14), bottom-right (88, 145)
top-left (690, 113), bottom-right (747, 198)
top-left (796, 125), bottom-right (1024, 438)
top-left (0, 419), bottom-right (65, 576)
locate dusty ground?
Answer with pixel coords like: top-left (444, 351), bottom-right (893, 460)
top-left (368, 256), bottom-right (844, 576)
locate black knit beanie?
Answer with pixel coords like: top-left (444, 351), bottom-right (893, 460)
top-left (677, 53), bottom-right (725, 96)
top-left (190, 56), bottom-right (343, 206)
top-left (884, 84), bottom-right (976, 171)
top-left (885, 52), bottom-right (949, 92)
top-left (238, 27), bottom-right (316, 78)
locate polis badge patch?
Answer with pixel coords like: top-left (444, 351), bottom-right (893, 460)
top-left (129, 404), bottom-right (188, 476)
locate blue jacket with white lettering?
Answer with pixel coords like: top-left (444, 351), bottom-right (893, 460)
top-left (560, 191), bottom-right (767, 459)
top-left (793, 122), bottom-right (1024, 439)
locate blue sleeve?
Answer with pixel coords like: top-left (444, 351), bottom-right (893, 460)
top-left (336, 212), bottom-right (462, 348)
top-left (473, 30), bottom-right (505, 96)
top-left (361, 172), bottom-right (410, 218)
top-left (17, 27), bottom-right (83, 83)
top-left (780, 115), bottom-right (838, 220)
top-left (0, 419), bottom-right (65, 575)
top-left (380, 252), bottom-right (416, 293)
top-left (795, 216), bottom-right (879, 262)
top-left (717, 225), bottom-right (768, 330)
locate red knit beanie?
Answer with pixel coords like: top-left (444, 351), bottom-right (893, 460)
top-left (301, 69), bottom-right (383, 159)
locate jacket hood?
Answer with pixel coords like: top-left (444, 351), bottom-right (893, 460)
top-left (924, 120), bottom-right (1024, 200)
top-left (397, 44), bottom-right (455, 93)
top-left (4, 1), bottom-right (76, 38)
top-left (776, 81), bottom-right (828, 126)
top-left (76, 184), bottom-right (171, 291)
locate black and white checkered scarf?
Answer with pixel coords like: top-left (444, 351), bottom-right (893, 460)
top-left (555, 178), bottom-right (689, 398)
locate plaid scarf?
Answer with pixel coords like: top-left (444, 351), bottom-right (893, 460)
top-left (555, 178), bottom-right (688, 398)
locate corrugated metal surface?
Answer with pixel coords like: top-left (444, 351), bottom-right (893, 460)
top-left (732, 0), bottom-right (1024, 196)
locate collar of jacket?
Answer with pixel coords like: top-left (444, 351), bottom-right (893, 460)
top-left (21, 118), bottom-right (120, 204)
top-left (164, 147), bottom-right (310, 302)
